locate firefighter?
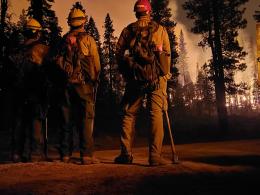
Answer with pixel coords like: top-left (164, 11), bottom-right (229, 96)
top-left (114, 0), bottom-right (172, 166)
top-left (11, 18), bottom-right (49, 162)
top-left (56, 8), bottom-right (101, 164)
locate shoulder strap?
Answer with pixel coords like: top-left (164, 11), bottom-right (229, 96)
top-left (148, 21), bottom-right (159, 33)
top-left (76, 32), bottom-right (89, 40)
top-left (147, 21), bottom-right (159, 43)
top-left (128, 22), bottom-right (149, 50)
top-left (125, 21), bottom-right (159, 58)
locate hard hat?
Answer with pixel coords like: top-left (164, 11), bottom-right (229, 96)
top-left (134, 0), bottom-right (152, 13)
top-left (26, 18), bottom-right (42, 32)
top-left (68, 8), bottom-right (86, 27)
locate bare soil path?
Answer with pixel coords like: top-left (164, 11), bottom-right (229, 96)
top-left (0, 139), bottom-right (260, 194)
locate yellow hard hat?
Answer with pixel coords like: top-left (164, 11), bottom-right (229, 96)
top-left (26, 18), bottom-right (42, 32)
top-left (68, 8), bottom-right (86, 27)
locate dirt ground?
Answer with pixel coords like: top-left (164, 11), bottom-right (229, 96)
top-left (0, 139), bottom-right (260, 195)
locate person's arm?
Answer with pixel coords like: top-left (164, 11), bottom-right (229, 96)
top-left (116, 27), bottom-right (130, 75)
top-left (78, 35), bottom-right (101, 82)
top-left (162, 26), bottom-right (171, 76)
top-left (89, 36), bottom-right (101, 75)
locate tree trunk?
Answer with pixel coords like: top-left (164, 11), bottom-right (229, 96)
top-left (212, 0), bottom-right (229, 133)
top-left (0, 0), bottom-right (8, 59)
top-left (108, 42), bottom-right (114, 106)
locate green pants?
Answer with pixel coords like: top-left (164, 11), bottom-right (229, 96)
top-left (12, 101), bottom-right (45, 159)
top-left (60, 83), bottom-right (96, 157)
top-left (120, 77), bottom-right (168, 159)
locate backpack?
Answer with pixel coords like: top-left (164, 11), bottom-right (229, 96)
top-left (57, 32), bottom-right (97, 85)
top-left (127, 21), bottom-right (162, 92)
top-left (8, 41), bottom-right (49, 90)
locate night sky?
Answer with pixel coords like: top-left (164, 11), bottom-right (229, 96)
top-left (8, 0), bottom-right (259, 82)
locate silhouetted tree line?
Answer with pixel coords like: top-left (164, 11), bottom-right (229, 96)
top-left (183, 0), bottom-right (250, 132)
top-left (1, 0), bottom-right (259, 136)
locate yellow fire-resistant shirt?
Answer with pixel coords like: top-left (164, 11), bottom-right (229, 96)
top-left (65, 28), bottom-right (101, 80)
top-left (116, 15), bottom-right (171, 79)
top-left (63, 28), bottom-right (101, 100)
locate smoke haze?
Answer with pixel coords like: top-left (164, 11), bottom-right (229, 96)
top-left (8, 0), bottom-right (259, 83)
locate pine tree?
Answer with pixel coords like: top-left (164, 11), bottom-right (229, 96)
top-left (85, 16), bottom-right (102, 57)
top-left (0, 0), bottom-right (8, 59)
top-left (151, 0), bottom-right (179, 93)
top-left (172, 83), bottom-right (185, 115)
top-left (103, 14), bottom-right (115, 95)
top-left (103, 14), bottom-right (117, 101)
top-left (28, 0), bottom-right (62, 45)
top-left (0, 0), bottom-right (8, 96)
top-left (151, 0), bottom-right (178, 67)
top-left (0, 0), bottom-right (8, 31)
top-left (256, 4), bottom-right (260, 90)
top-left (183, 0), bottom-right (248, 131)
top-left (85, 16), bottom-right (107, 105)
top-left (85, 17), bottom-right (99, 41)
top-left (0, 1), bottom-right (18, 57)
top-left (252, 77), bottom-right (260, 107)
top-left (0, 0), bottom-right (24, 131)
top-left (177, 30), bottom-right (194, 108)
top-left (103, 14), bottom-right (125, 104)
top-left (176, 29), bottom-right (192, 86)
top-left (85, 16), bottom-right (104, 73)
top-left (195, 63), bottom-right (215, 114)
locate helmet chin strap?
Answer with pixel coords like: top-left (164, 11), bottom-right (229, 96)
top-left (70, 23), bottom-right (85, 30)
top-left (135, 12), bottom-right (150, 19)
top-left (24, 29), bottom-right (40, 39)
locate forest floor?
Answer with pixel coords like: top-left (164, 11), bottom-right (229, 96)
top-left (0, 138), bottom-right (260, 195)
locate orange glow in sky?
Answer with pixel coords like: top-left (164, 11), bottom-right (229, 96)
top-left (8, 0), bottom-right (259, 83)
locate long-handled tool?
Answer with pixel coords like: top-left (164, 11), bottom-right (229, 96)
top-left (164, 110), bottom-right (179, 164)
top-left (43, 117), bottom-right (48, 159)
